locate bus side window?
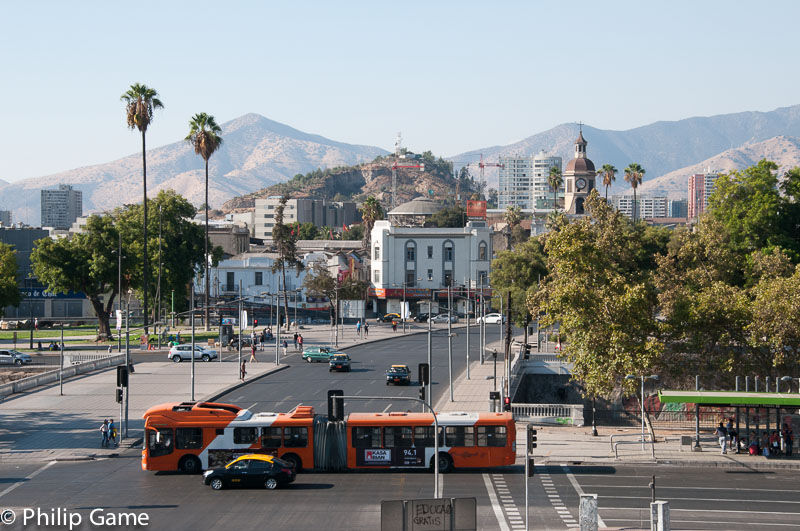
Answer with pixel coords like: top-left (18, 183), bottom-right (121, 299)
top-left (176, 427), bottom-right (203, 449)
top-left (384, 426), bottom-right (413, 448)
top-left (284, 427), bottom-right (308, 448)
top-left (477, 425), bottom-right (507, 447)
top-left (261, 427), bottom-right (282, 448)
top-left (445, 426), bottom-right (474, 447)
top-left (353, 427), bottom-right (381, 448)
top-left (413, 426), bottom-right (435, 447)
top-left (148, 428), bottom-right (174, 457)
top-left (233, 427), bottom-right (258, 444)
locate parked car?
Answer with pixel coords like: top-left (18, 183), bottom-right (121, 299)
top-left (203, 454), bottom-right (295, 490)
top-left (328, 353), bottom-right (352, 372)
top-left (377, 313), bottom-right (401, 323)
top-left (302, 346), bottom-right (336, 363)
top-left (386, 364), bottom-right (411, 385)
top-left (413, 313), bottom-right (431, 322)
top-left (477, 313), bottom-right (505, 324)
top-left (168, 344), bottom-right (218, 362)
top-left (0, 349), bottom-right (32, 366)
top-left (430, 314), bottom-right (459, 324)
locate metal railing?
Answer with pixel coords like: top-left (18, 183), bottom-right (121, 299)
top-left (0, 353), bottom-right (126, 398)
top-left (512, 403), bottom-right (584, 426)
top-left (610, 433), bottom-right (656, 460)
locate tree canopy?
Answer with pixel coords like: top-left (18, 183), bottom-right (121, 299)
top-left (0, 243), bottom-right (20, 315)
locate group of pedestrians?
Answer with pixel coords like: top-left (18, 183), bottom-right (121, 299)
top-left (716, 418), bottom-right (795, 457)
top-left (355, 320), bottom-right (369, 339)
top-left (292, 332), bottom-right (304, 350)
top-left (99, 419), bottom-right (117, 448)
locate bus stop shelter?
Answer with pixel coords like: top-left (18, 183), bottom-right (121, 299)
top-left (658, 390), bottom-right (800, 454)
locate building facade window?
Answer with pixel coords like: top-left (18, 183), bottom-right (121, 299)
top-left (405, 242), bottom-right (416, 261)
top-left (374, 243), bottom-right (380, 260)
top-left (427, 269), bottom-right (433, 281)
top-left (478, 242), bottom-right (487, 261)
top-left (443, 241), bottom-right (454, 262)
top-left (427, 246), bottom-right (433, 259)
top-left (374, 270), bottom-right (380, 283)
top-left (254, 272), bottom-right (263, 285)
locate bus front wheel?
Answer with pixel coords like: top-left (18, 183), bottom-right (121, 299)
top-left (431, 453), bottom-right (453, 473)
top-left (281, 453), bottom-right (302, 472)
top-left (179, 455), bottom-right (201, 474)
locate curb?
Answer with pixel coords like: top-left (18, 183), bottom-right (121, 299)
top-left (201, 364), bottom-right (290, 403)
top-left (541, 457), bottom-right (800, 470)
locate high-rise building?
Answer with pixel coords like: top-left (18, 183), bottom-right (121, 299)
top-left (254, 197), bottom-right (359, 239)
top-left (668, 199), bottom-right (688, 218)
top-left (0, 210), bottom-right (10, 226)
top-left (498, 152), bottom-right (562, 210)
top-left (41, 184), bottom-right (82, 229)
top-left (688, 172), bottom-right (718, 219)
top-left (613, 195), bottom-right (668, 219)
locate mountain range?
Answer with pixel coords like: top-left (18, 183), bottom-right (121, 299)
top-left (4, 105), bottom-right (800, 225)
top-left (0, 114), bottom-right (387, 225)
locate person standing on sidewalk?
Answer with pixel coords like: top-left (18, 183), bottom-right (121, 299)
top-left (363, 322), bottom-right (369, 338)
top-left (240, 360), bottom-right (247, 381)
top-left (783, 423), bottom-right (794, 457)
top-left (356, 320), bottom-right (361, 338)
top-left (108, 419), bottom-right (117, 447)
top-left (250, 343), bottom-right (258, 363)
top-left (298, 335), bottom-right (303, 350)
top-left (715, 422), bottom-right (728, 454)
top-left (100, 420), bottom-right (109, 448)
top-left (293, 332), bottom-right (298, 350)
top-left (282, 339), bottom-right (288, 358)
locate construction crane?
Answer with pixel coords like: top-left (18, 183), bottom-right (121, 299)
top-left (451, 154), bottom-right (505, 200)
top-left (391, 133), bottom-right (424, 209)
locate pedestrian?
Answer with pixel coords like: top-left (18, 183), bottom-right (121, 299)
top-left (282, 339), bottom-right (288, 358)
top-left (298, 335), bottom-right (303, 350)
top-left (100, 419), bottom-right (109, 448)
top-left (356, 320), bottom-right (362, 337)
top-left (37, 341), bottom-right (42, 351)
top-left (240, 360), bottom-right (247, 381)
top-left (34, 317), bottom-right (39, 331)
top-left (714, 422), bottom-right (727, 454)
top-left (726, 417), bottom-right (737, 451)
top-left (391, 319), bottom-right (397, 332)
top-left (364, 322), bottom-right (369, 338)
top-left (762, 431), bottom-right (770, 456)
top-left (108, 419), bottom-right (117, 447)
top-left (250, 343), bottom-right (258, 363)
top-left (108, 345), bottom-right (113, 354)
top-left (176, 331), bottom-right (181, 343)
top-left (770, 430), bottom-right (781, 455)
top-left (293, 332), bottom-right (299, 350)
top-left (260, 330), bottom-right (266, 349)
top-left (783, 423), bottom-right (793, 457)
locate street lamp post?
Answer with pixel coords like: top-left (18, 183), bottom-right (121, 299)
top-left (625, 374), bottom-right (659, 449)
top-left (190, 281), bottom-right (196, 401)
top-left (465, 279), bottom-right (470, 380)
top-left (447, 283), bottom-right (453, 402)
top-left (427, 288), bottom-right (433, 408)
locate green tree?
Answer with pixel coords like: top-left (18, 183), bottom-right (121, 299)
top-left (303, 261), bottom-right (368, 325)
top-left (548, 166), bottom-right (563, 210)
top-left (359, 196), bottom-right (384, 248)
top-left (271, 196), bottom-right (303, 327)
top-left (341, 224), bottom-right (364, 241)
top-left (624, 163), bottom-right (645, 223)
top-left (31, 215), bottom-right (120, 339)
top-left (747, 265), bottom-right (800, 375)
top-left (598, 163), bottom-right (617, 201)
top-left (289, 222), bottom-right (320, 240)
top-left (529, 191), bottom-right (662, 396)
top-left (121, 83), bottom-right (163, 333)
top-left (503, 205), bottom-right (522, 228)
top-left (429, 205), bottom-right (465, 228)
top-left (0, 243), bottom-right (21, 314)
top-left (185, 112), bottom-right (223, 331)
top-left (490, 238), bottom-right (547, 345)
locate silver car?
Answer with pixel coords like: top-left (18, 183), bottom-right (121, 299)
top-left (0, 349), bottom-right (32, 366)
top-left (430, 314), bottom-right (459, 324)
top-left (168, 345), bottom-right (218, 362)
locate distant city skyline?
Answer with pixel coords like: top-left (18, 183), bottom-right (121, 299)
top-left (2, 1), bottom-right (799, 184)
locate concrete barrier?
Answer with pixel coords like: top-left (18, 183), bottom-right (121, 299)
top-left (0, 353), bottom-right (126, 398)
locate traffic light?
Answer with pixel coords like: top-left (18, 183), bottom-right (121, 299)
top-left (527, 425), bottom-right (538, 451)
top-left (254, 319), bottom-right (258, 327)
top-left (527, 457), bottom-right (536, 477)
top-left (419, 386), bottom-right (426, 401)
top-left (418, 363), bottom-right (429, 386)
top-left (503, 396), bottom-right (511, 412)
top-left (116, 366), bottom-right (128, 387)
top-left (116, 388), bottom-right (123, 403)
top-left (328, 389), bottom-right (344, 421)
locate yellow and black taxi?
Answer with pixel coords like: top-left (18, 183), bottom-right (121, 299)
top-left (385, 364), bottom-right (411, 385)
top-left (203, 454), bottom-right (296, 490)
top-left (377, 312), bottom-right (401, 323)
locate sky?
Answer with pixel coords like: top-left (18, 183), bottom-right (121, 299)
top-left (1, 0), bottom-right (799, 184)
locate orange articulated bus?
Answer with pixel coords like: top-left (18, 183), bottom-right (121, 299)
top-left (142, 402), bottom-right (515, 474)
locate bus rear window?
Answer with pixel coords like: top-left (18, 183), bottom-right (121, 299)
top-left (148, 428), bottom-right (174, 457)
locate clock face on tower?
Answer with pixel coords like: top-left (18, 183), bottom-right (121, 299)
top-left (576, 178), bottom-right (587, 191)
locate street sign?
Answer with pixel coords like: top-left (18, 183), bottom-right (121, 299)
top-left (115, 310), bottom-right (122, 330)
top-left (241, 310), bottom-right (248, 330)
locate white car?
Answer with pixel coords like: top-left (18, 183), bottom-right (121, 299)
top-left (168, 345), bottom-right (218, 362)
top-left (478, 313), bottom-right (505, 324)
top-left (0, 349), bottom-right (32, 366)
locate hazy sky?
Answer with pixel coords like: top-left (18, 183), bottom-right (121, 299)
top-left (2, 1), bottom-right (798, 184)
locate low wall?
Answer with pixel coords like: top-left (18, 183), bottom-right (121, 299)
top-left (0, 353), bottom-right (126, 398)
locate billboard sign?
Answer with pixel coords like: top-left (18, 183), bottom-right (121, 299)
top-left (466, 200), bottom-right (487, 219)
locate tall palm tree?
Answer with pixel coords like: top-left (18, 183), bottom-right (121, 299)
top-left (624, 163), bottom-right (646, 223)
top-left (503, 205), bottom-right (522, 228)
top-left (359, 196), bottom-right (384, 249)
top-left (121, 83), bottom-right (163, 335)
top-left (599, 163), bottom-right (617, 201)
top-left (186, 113), bottom-right (223, 331)
top-left (547, 166), bottom-right (563, 210)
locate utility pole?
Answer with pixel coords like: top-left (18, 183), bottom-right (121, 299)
top-left (157, 205), bottom-right (163, 348)
top-left (504, 291), bottom-right (512, 404)
top-left (465, 279), bottom-right (470, 380)
top-left (427, 289), bottom-right (433, 408)
top-left (190, 281), bottom-right (195, 401)
top-left (117, 229), bottom-right (122, 352)
top-left (447, 283), bottom-right (453, 402)
top-left (124, 290), bottom-right (130, 437)
top-left (238, 279), bottom-right (243, 373)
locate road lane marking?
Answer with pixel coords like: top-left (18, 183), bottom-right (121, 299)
top-left (581, 484), bottom-right (800, 493)
top-left (0, 461), bottom-right (55, 499)
top-left (482, 474), bottom-right (511, 531)
top-left (601, 507), bottom-right (800, 515)
top-left (606, 518), bottom-right (800, 527)
top-left (563, 465), bottom-right (606, 529)
top-left (382, 404), bottom-right (392, 413)
top-left (598, 495), bottom-right (800, 504)
top-left (247, 402), bottom-right (258, 411)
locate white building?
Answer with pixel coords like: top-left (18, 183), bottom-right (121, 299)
top-left (254, 197), bottom-right (359, 239)
top-left (498, 153), bottom-right (562, 211)
top-left (532, 151), bottom-right (563, 210)
top-left (41, 184), bottom-right (82, 230)
top-left (612, 195), bottom-right (668, 219)
top-left (369, 220), bottom-right (492, 316)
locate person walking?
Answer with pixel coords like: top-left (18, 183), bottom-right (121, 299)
top-left (34, 317), bottom-right (39, 331)
top-left (240, 360), bottom-right (247, 381)
top-left (108, 419), bottom-right (117, 447)
top-left (726, 417), bottom-right (737, 452)
top-left (282, 339), bottom-right (288, 358)
top-left (391, 319), bottom-right (397, 333)
top-left (298, 335), bottom-right (304, 350)
top-left (100, 419), bottom-right (109, 448)
top-left (356, 320), bottom-right (362, 338)
top-left (715, 422), bottom-right (728, 454)
top-left (363, 322), bottom-right (369, 338)
top-left (293, 332), bottom-right (299, 350)
top-left (250, 343), bottom-right (258, 363)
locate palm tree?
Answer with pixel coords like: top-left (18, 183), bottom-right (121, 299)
top-left (359, 196), bottom-right (384, 249)
top-left (624, 163), bottom-right (646, 223)
top-left (121, 83), bottom-right (163, 335)
top-left (503, 205), bottom-right (522, 228)
top-left (186, 113), bottom-right (223, 331)
top-left (599, 164), bottom-right (617, 201)
top-left (547, 166), bottom-right (563, 210)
